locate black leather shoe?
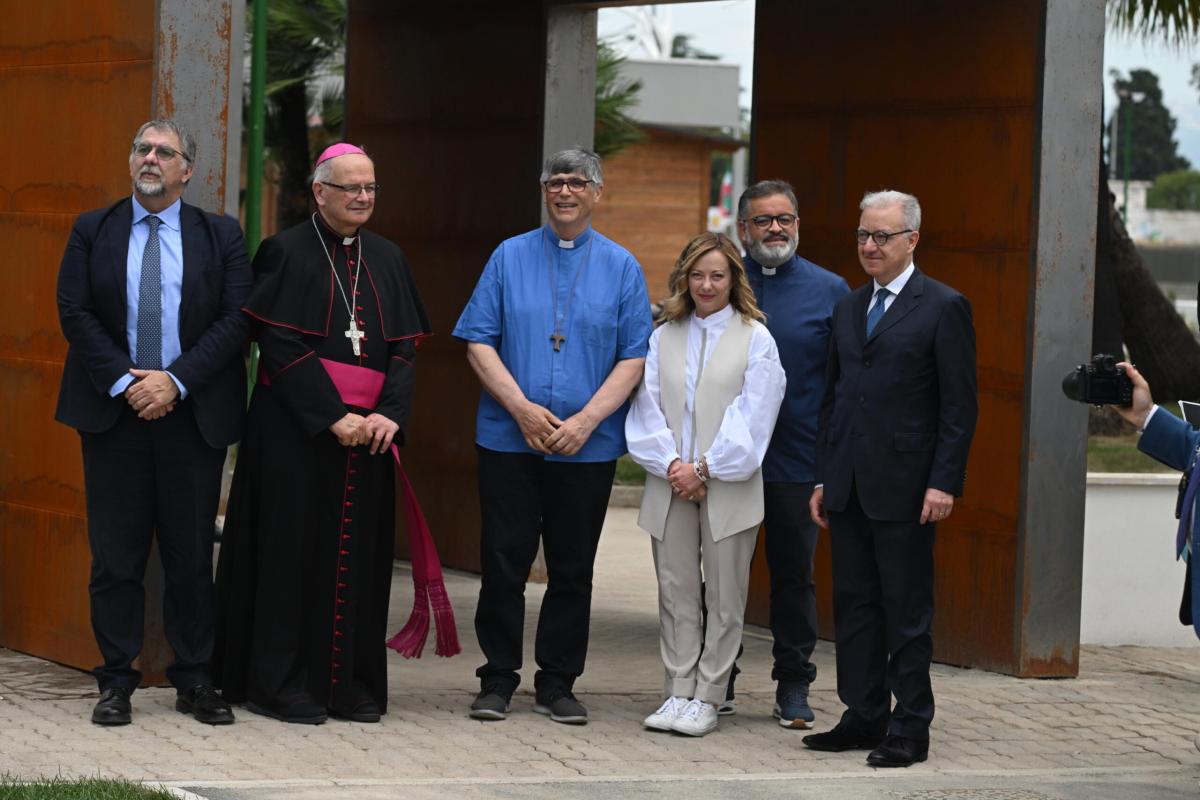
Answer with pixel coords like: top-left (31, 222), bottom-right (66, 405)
top-left (92, 687), bottom-right (132, 726)
top-left (866, 734), bottom-right (929, 767)
top-left (329, 700), bottom-right (382, 723)
top-left (176, 685), bottom-right (235, 725)
top-left (802, 722), bottom-right (886, 752)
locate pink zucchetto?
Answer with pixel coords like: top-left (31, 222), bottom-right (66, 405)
top-left (314, 143), bottom-right (367, 168)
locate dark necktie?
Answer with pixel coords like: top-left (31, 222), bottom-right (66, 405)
top-left (136, 215), bottom-right (163, 369)
top-left (865, 287), bottom-right (890, 337)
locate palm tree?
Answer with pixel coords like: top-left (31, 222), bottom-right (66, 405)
top-left (594, 42), bottom-right (645, 159)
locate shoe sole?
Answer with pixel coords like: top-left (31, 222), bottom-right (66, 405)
top-left (328, 710), bottom-right (381, 723)
top-left (717, 703), bottom-right (736, 716)
top-left (532, 703), bottom-right (587, 725)
top-left (866, 752), bottom-right (928, 768)
top-left (91, 714), bottom-right (131, 726)
top-left (803, 737), bottom-right (886, 752)
top-left (671, 721), bottom-right (717, 737)
top-left (244, 701), bottom-right (326, 725)
top-left (175, 699), bottom-right (235, 726)
top-left (468, 707), bottom-right (510, 721)
top-left (773, 705), bottom-right (814, 729)
top-left (643, 717), bottom-right (676, 731)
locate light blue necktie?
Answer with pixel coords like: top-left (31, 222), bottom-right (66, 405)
top-left (135, 215), bottom-right (163, 369)
top-left (865, 287), bottom-right (890, 337)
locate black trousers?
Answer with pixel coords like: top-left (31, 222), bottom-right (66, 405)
top-left (473, 446), bottom-right (615, 696)
top-left (763, 481), bottom-right (819, 684)
top-left (81, 403), bottom-right (226, 692)
top-left (827, 484), bottom-right (935, 740)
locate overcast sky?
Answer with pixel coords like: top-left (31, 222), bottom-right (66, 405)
top-left (600, 3), bottom-right (1200, 168)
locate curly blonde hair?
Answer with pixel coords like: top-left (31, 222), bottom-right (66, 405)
top-left (660, 232), bottom-right (766, 324)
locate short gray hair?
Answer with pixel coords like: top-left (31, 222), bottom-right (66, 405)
top-left (540, 147), bottom-right (603, 186)
top-left (132, 119), bottom-right (196, 164)
top-left (860, 189), bottom-right (921, 231)
top-left (737, 179), bottom-right (798, 220)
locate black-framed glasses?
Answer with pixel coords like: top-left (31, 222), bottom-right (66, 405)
top-left (132, 142), bottom-right (187, 161)
top-left (320, 181), bottom-right (380, 197)
top-left (856, 228), bottom-right (914, 246)
top-left (542, 177), bottom-right (595, 193)
top-left (743, 213), bottom-right (797, 229)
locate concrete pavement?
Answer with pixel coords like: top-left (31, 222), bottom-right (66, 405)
top-left (1, 507), bottom-right (1198, 798)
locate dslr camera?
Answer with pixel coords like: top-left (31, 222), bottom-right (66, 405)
top-left (1061, 354), bottom-right (1133, 407)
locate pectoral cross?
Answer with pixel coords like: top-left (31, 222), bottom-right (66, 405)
top-left (346, 320), bottom-right (365, 356)
top-left (550, 332), bottom-right (566, 352)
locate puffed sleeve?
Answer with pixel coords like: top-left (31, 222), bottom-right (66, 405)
top-left (624, 327), bottom-right (679, 479)
top-left (704, 323), bottom-right (787, 482)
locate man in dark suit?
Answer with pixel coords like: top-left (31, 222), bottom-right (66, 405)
top-left (803, 190), bottom-right (977, 767)
top-left (56, 119), bottom-right (251, 726)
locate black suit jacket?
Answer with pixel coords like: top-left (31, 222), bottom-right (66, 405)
top-left (816, 267), bottom-right (977, 521)
top-left (55, 198), bottom-right (252, 448)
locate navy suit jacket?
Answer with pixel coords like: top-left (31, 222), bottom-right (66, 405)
top-left (55, 197), bottom-right (252, 448)
top-left (816, 267), bottom-right (977, 521)
top-left (1136, 408), bottom-right (1200, 640)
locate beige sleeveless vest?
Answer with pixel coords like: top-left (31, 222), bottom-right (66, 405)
top-left (638, 315), bottom-right (764, 541)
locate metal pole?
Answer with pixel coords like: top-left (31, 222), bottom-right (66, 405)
top-left (245, 0), bottom-right (267, 395)
top-left (1122, 97), bottom-right (1132, 222)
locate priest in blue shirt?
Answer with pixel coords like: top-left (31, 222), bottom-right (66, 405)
top-left (453, 148), bottom-right (653, 725)
top-left (740, 180), bottom-right (850, 729)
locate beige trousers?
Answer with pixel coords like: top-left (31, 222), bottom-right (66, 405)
top-left (651, 493), bottom-right (758, 705)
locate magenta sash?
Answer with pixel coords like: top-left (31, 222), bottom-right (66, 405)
top-left (268, 357), bottom-right (460, 658)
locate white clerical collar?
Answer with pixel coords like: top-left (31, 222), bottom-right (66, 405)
top-left (546, 224), bottom-right (592, 249)
top-left (692, 303), bottom-right (735, 329)
top-left (875, 261), bottom-right (916, 295)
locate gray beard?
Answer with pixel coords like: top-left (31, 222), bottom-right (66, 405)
top-left (747, 237), bottom-right (797, 268)
top-left (135, 177), bottom-right (165, 196)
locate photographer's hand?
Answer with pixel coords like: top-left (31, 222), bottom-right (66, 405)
top-left (1115, 361), bottom-right (1154, 431)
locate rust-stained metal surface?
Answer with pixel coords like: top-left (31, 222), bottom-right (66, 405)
top-left (1, 0), bottom-right (235, 684)
top-left (346, 1), bottom-right (548, 572)
top-left (748, 0), bottom-right (1057, 676)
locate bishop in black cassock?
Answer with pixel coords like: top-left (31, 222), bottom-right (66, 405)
top-left (214, 144), bottom-right (432, 724)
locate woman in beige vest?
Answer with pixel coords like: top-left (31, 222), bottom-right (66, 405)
top-left (626, 233), bottom-right (785, 736)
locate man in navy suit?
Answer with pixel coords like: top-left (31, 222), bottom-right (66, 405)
top-left (56, 119), bottom-right (251, 726)
top-left (804, 190), bottom-right (977, 767)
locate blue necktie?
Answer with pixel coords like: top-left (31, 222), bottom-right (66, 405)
top-left (865, 288), bottom-right (890, 337)
top-left (135, 215), bottom-right (163, 369)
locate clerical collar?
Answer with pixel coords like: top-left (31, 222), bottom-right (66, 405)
top-left (748, 253), bottom-right (795, 277)
top-left (314, 212), bottom-right (360, 246)
top-left (544, 224), bottom-right (593, 250)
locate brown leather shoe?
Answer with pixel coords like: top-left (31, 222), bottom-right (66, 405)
top-left (866, 734), bottom-right (929, 767)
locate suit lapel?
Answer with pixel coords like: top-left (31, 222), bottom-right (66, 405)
top-left (867, 269), bottom-right (924, 344)
top-left (179, 203), bottom-right (205, 334)
top-left (852, 283), bottom-right (871, 350)
top-left (105, 199), bottom-right (134, 320)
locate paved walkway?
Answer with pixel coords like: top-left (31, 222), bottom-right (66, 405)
top-left (1, 507), bottom-right (1198, 798)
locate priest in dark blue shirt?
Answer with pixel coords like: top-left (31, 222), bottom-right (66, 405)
top-left (453, 148), bottom-right (653, 724)
top-left (740, 180), bottom-right (849, 730)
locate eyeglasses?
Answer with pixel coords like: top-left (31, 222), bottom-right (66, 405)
top-left (320, 181), bottom-right (380, 197)
top-left (542, 178), bottom-right (595, 193)
top-left (743, 214), bottom-right (797, 229)
top-left (132, 142), bottom-right (187, 161)
top-left (856, 228), bottom-right (914, 246)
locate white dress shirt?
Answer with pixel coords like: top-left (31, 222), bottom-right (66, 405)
top-left (868, 260), bottom-right (916, 315)
top-left (626, 304), bottom-right (786, 482)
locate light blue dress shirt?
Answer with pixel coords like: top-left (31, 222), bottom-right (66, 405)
top-left (109, 196), bottom-right (187, 398)
top-left (453, 225), bottom-right (653, 462)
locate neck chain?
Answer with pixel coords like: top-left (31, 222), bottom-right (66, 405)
top-left (311, 214), bottom-right (365, 356)
top-left (543, 229), bottom-right (594, 352)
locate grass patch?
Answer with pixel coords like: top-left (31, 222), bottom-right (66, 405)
top-left (1088, 434), bottom-right (1175, 473)
top-left (0, 777), bottom-right (177, 799)
top-left (614, 454), bottom-right (646, 485)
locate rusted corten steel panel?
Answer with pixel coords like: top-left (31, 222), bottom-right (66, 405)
top-left (346, 1), bottom-right (547, 572)
top-left (0, 0), bottom-right (161, 681)
top-left (748, 0), bottom-right (1042, 675)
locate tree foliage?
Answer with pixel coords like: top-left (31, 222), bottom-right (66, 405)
top-left (594, 42), bottom-right (645, 160)
top-left (1146, 169), bottom-right (1200, 208)
top-left (1107, 68), bottom-right (1190, 180)
top-left (1107, 0), bottom-right (1200, 44)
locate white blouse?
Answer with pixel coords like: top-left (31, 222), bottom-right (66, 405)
top-left (625, 304), bottom-right (786, 482)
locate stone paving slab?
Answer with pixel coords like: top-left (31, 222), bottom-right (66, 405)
top-left (0, 508), bottom-right (1198, 796)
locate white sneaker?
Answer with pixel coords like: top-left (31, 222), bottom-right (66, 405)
top-left (643, 695), bottom-right (688, 731)
top-left (670, 698), bottom-right (718, 737)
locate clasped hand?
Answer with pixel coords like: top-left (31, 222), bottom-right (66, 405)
top-left (515, 401), bottom-right (596, 456)
top-left (667, 459), bottom-right (706, 502)
top-left (125, 368), bottom-right (178, 420)
top-left (329, 412), bottom-right (398, 454)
